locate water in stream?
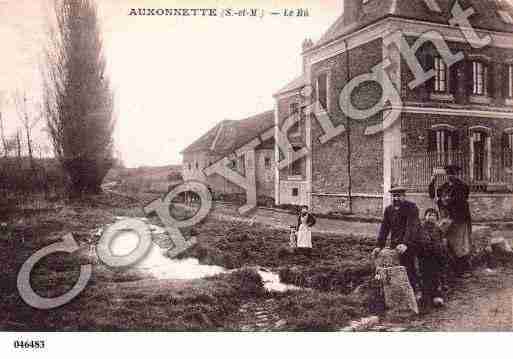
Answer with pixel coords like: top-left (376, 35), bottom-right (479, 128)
top-left (108, 226), bottom-right (300, 292)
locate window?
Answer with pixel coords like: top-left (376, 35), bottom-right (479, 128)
top-left (292, 188), bottom-right (299, 197)
top-left (428, 126), bottom-right (459, 165)
top-left (195, 162), bottom-right (199, 170)
top-left (428, 127), bottom-right (458, 154)
top-left (289, 146), bottom-right (302, 177)
top-left (470, 130), bottom-right (490, 182)
top-left (317, 73), bottom-right (328, 110)
top-left (290, 106), bottom-right (305, 138)
top-left (434, 57), bottom-right (447, 93)
top-left (503, 130), bottom-right (513, 167)
top-left (506, 133), bottom-right (513, 150)
top-left (472, 61), bottom-right (488, 96)
top-left (264, 157), bottom-right (271, 169)
top-left (507, 64), bottom-right (513, 98)
top-left (188, 163), bottom-right (191, 171)
top-left (289, 102), bottom-right (298, 116)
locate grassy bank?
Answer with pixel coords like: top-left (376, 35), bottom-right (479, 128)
top-left (1, 194), bottom-right (376, 330)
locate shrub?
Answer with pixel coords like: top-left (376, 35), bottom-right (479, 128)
top-left (223, 267), bottom-right (264, 298)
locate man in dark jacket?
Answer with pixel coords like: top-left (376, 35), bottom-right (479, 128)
top-left (375, 186), bottom-right (422, 291)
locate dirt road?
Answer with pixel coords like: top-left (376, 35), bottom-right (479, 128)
top-left (412, 266), bottom-right (513, 331)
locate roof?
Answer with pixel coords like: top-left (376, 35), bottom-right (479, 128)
top-left (274, 74), bottom-right (306, 96)
top-left (312, 0), bottom-right (513, 50)
top-left (181, 110), bottom-right (274, 156)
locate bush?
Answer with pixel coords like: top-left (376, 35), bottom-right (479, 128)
top-left (222, 268), bottom-right (264, 298)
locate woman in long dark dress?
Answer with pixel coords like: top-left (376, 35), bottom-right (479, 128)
top-left (429, 165), bottom-right (473, 278)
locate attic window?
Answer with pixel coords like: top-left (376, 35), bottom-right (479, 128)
top-left (498, 10), bottom-right (513, 24)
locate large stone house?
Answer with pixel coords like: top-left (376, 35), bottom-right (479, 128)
top-left (181, 110), bottom-right (275, 204)
top-left (274, 0), bottom-right (513, 221)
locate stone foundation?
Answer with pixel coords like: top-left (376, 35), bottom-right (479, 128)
top-left (312, 194), bottom-right (383, 217)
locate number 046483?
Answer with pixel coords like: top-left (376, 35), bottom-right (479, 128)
top-left (13, 340), bottom-right (45, 349)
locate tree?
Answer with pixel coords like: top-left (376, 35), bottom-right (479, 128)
top-left (13, 92), bottom-right (39, 172)
top-left (42, 0), bottom-right (115, 197)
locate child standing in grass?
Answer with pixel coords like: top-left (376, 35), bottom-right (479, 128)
top-left (295, 206), bottom-right (316, 256)
top-left (418, 208), bottom-right (449, 308)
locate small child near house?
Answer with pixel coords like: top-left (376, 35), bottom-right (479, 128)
top-left (417, 208), bottom-right (449, 308)
top-left (295, 206), bottom-right (316, 256)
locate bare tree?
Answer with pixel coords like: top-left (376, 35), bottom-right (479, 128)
top-left (13, 92), bottom-right (39, 172)
top-left (41, 0), bottom-right (115, 197)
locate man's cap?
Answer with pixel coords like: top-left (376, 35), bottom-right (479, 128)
top-left (389, 185), bottom-right (407, 194)
top-left (444, 164), bottom-right (461, 175)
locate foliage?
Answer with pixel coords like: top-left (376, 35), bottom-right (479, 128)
top-left (42, 0), bottom-right (115, 197)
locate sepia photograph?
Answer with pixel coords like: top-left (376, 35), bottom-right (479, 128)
top-left (2, 0), bottom-right (513, 355)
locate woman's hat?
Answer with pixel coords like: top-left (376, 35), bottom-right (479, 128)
top-left (444, 164), bottom-right (461, 175)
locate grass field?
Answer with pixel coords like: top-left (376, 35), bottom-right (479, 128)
top-left (0, 193), bottom-right (376, 331)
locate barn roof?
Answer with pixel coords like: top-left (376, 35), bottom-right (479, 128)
top-left (181, 110), bottom-right (274, 156)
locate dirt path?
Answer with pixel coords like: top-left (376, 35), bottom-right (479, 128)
top-left (411, 266), bottom-right (513, 331)
top-left (206, 202), bottom-right (379, 238)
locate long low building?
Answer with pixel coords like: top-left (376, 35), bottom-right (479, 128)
top-left (181, 110), bottom-right (276, 206)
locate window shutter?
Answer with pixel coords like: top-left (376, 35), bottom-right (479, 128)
top-left (465, 60), bottom-right (474, 96)
top-left (450, 62), bottom-right (458, 95)
top-left (452, 130), bottom-right (460, 151)
top-left (502, 132), bottom-right (508, 167)
top-left (487, 62), bottom-right (495, 98)
top-left (421, 51), bottom-right (435, 93)
top-left (503, 64), bottom-right (511, 99)
top-left (428, 129), bottom-right (436, 152)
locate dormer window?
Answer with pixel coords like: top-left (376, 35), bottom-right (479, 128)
top-left (472, 61), bottom-right (488, 96)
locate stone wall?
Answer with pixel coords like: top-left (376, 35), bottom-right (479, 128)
top-left (312, 194), bottom-right (383, 217)
top-left (309, 38), bottom-right (385, 215)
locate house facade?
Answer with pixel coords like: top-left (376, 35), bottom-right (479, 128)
top-left (274, 0), bottom-right (513, 221)
top-left (181, 111), bottom-right (276, 205)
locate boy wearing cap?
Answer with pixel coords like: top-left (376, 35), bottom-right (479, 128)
top-left (375, 186), bottom-right (422, 292)
top-left (429, 165), bottom-right (473, 278)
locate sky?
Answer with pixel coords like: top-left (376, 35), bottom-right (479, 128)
top-left (0, 0), bottom-right (342, 167)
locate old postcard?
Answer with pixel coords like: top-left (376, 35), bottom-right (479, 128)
top-left (2, 0), bottom-right (513, 357)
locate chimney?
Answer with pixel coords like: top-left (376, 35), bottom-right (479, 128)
top-left (302, 38), bottom-right (314, 53)
top-left (343, 0), bottom-right (362, 27)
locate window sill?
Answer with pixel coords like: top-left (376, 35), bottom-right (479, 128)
top-left (287, 175), bottom-right (303, 181)
top-left (430, 92), bottom-right (454, 102)
top-left (469, 95), bottom-right (492, 104)
top-left (289, 132), bottom-right (302, 139)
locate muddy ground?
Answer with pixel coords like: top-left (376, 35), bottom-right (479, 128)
top-left (2, 192), bottom-right (512, 331)
top-left (0, 193), bottom-right (371, 331)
